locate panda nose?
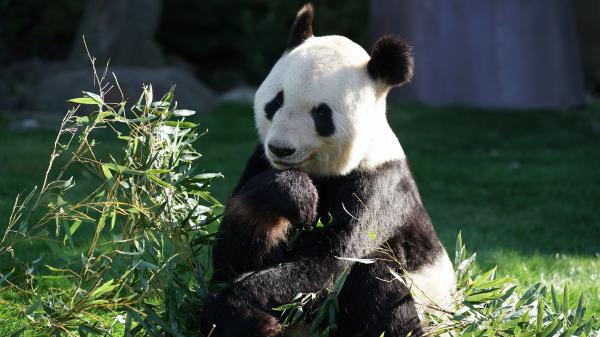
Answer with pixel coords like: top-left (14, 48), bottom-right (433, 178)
top-left (268, 143), bottom-right (296, 158)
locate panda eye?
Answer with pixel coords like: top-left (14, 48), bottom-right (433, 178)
top-left (264, 91), bottom-right (284, 120)
top-left (312, 104), bottom-right (329, 118)
top-left (311, 103), bottom-right (335, 137)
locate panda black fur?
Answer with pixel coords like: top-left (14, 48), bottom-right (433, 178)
top-left (202, 4), bottom-right (454, 337)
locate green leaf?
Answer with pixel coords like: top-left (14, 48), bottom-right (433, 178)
top-left (455, 230), bottom-right (464, 263)
top-left (310, 269), bottom-right (349, 337)
top-left (78, 324), bottom-right (106, 335)
top-left (139, 260), bottom-right (159, 271)
top-left (62, 219), bottom-right (81, 248)
top-left (83, 91), bottom-right (103, 104)
top-left (173, 109), bottom-right (196, 116)
top-left (536, 297), bottom-right (544, 333)
top-left (101, 163), bottom-right (114, 180)
top-left (110, 208), bottom-right (117, 231)
top-left (0, 268), bottom-right (14, 286)
top-left (471, 277), bottom-right (512, 290)
top-left (335, 256), bottom-right (376, 264)
top-left (191, 190), bottom-right (223, 207)
top-left (551, 286), bottom-right (561, 312)
top-left (161, 120), bottom-right (198, 128)
top-left (516, 282), bottom-right (543, 307)
top-left (25, 298), bottom-right (41, 315)
top-left (118, 115), bottom-right (158, 123)
top-left (574, 293), bottom-right (584, 324)
top-left (45, 265), bottom-right (71, 273)
top-left (75, 116), bottom-right (90, 124)
top-left (273, 303), bottom-right (299, 311)
top-left (102, 163), bottom-right (143, 176)
top-left (147, 174), bottom-right (175, 190)
top-left (191, 172), bottom-right (224, 180)
top-left (180, 150), bottom-right (202, 161)
top-left (539, 319), bottom-right (560, 337)
top-left (151, 101), bottom-right (170, 109)
top-left (98, 110), bottom-right (113, 119)
top-left (465, 289), bottom-right (503, 303)
top-left (562, 284), bottom-right (569, 315)
top-left (91, 279), bottom-right (117, 298)
top-left (146, 168), bottom-right (172, 175)
top-left (472, 268), bottom-right (497, 286)
top-left (68, 97), bottom-right (97, 105)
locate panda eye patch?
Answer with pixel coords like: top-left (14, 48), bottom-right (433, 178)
top-left (311, 103), bottom-right (335, 137)
top-left (265, 91), bottom-right (284, 120)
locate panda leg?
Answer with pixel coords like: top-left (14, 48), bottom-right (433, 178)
top-left (333, 258), bottom-right (423, 337)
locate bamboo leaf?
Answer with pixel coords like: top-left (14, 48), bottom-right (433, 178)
top-left (562, 284), bottom-right (569, 315)
top-left (102, 163), bottom-right (143, 176)
top-left (68, 97), bottom-right (97, 105)
top-left (25, 298), bottom-right (41, 315)
top-left (147, 174), bottom-right (175, 190)
top-left (0, 268), bottom-right (14, 286)
top-left (172, 109), bottom-right (196, 117)
top-left (335, 256), bottom-right (376, 264)
top-left (91, 279), bottom-right (117, 298)
top-left (161, 120), bottom-right (197, 128)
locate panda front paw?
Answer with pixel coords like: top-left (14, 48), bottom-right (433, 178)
top-left (201, 292), bottom-right (283, 337)
top-left (236, 169), bottom-right (318, 226)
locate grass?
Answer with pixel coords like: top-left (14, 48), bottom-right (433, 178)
top-left (1, 101), bottom-right (599, 333)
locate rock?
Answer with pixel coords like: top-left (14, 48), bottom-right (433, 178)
top-left (26, 67), bottom-right (218, 114)
top-left (69, 0), bottom-right (165, 67)
top-left (7, 112), bottom-right (64, 132)
top-left (9, 118), bottom-right (40, 131)
top-left (219, 86), bottom-right (257, 104)
top-left (0, 59), bottom-right (64, 110)
top-left (5, 1), bottom-right (221, 117)
top-left (166, 54), bottom-right (197, 75)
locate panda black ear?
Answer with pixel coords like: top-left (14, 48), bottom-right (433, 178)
top-left (367, 35), bottom-right (414, 87)
top-left (287, 3), bottom-right (314, 50)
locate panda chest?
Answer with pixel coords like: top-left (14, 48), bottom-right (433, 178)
top-left (312, 174), bottom-right (368, 226)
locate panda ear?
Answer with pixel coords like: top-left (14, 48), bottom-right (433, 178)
top-left (367, 35), bottom-right (414, 88)
top-left (287, 3), bottom-right (314, 50)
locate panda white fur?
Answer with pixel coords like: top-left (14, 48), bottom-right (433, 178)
top-left (202, 4), bottom-right (455, 337)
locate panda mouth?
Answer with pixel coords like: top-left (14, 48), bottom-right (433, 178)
top-left (273, 160), bottom-right (303, 168)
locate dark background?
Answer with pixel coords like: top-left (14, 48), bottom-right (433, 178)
top-left (1, 0), bottom-right (598, 101)
top-left (0, 0), bottom-right (368, 91)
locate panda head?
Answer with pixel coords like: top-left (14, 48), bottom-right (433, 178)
top-left (254, 4), bottom-right (414, 177)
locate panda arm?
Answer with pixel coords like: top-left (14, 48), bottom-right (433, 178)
top-left (211, 168), bottom-right (318, 284)
top-left (211, 144), bottom-right (270, 283)
top-left (203, 255), bottom-right (348, 337)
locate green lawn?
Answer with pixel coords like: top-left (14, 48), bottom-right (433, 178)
top-left (1, 101), bottom-right (599, 333)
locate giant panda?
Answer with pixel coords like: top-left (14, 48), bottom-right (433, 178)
top-left (201, 4), bottom-right (455, 337)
